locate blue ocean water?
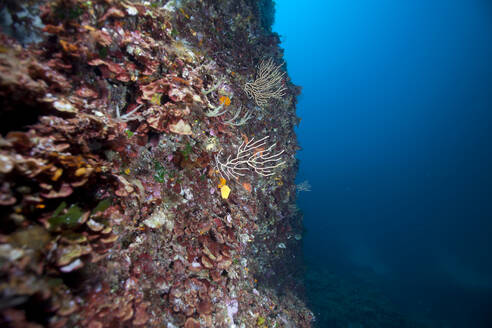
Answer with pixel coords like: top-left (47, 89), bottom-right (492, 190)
top-left (274, 0), bottom-right (492, 327)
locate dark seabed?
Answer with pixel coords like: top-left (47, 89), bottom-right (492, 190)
top-left (274, 0), bottom-right (492, 327)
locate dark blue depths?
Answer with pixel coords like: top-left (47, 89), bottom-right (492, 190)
top-left (274, 0), bottom-right (492, 327)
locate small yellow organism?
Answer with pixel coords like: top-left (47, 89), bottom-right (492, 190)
top-left (219, 95), bottom-right (231, 106)
top-left (52, 168), bottom-right (63, 181)
top-left (220, 184), bottom-right (231, 199)
top-left (218, 177), bottom-right (231, 199)
top-left (218, 177), bottom-right (226, 188)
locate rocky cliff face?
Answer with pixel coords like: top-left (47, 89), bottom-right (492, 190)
top-left (0, 1), bottom-right (313, 327)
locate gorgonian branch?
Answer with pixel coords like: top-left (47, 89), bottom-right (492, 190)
top-left (243, 58), bottom-right (287, 108)
top-left (215, 135), bottom-right (285, 180)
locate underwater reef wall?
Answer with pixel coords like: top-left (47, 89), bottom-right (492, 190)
top-left (0, 0), bottom-right (312, 327)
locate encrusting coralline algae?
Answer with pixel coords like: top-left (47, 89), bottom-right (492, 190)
top-left (0, 0), bottom-right (313, 327)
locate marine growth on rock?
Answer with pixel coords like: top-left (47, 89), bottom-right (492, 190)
top-left (0, 0), bottom-right (311, 327)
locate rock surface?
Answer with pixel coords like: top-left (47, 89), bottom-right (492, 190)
top-left (0, 0), bottom-right (312, 327)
